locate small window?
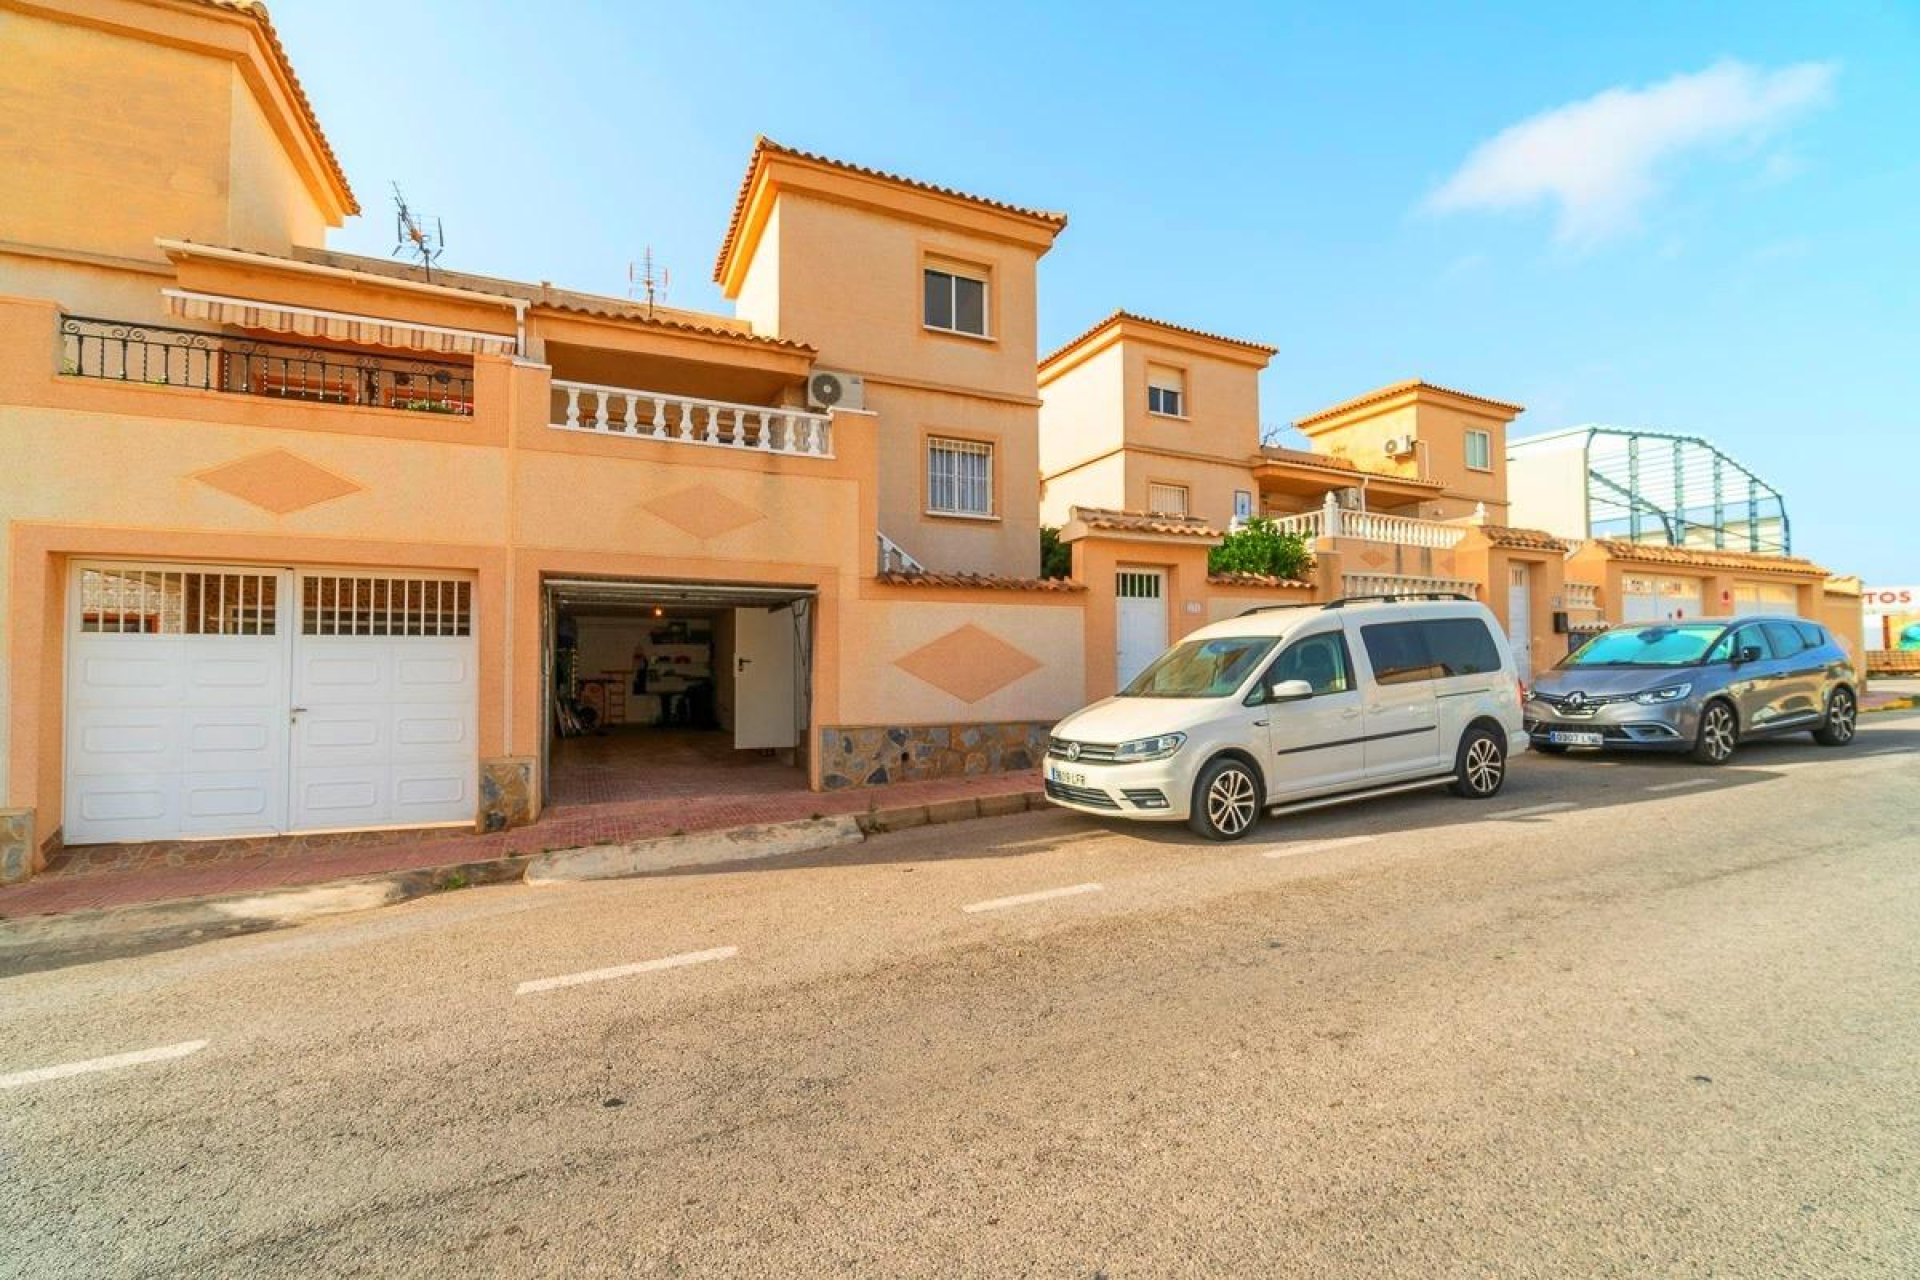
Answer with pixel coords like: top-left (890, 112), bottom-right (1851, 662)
top-left (927, 437), bottom-right (994, 516)
top-left (1424, 618), bottom-right (1503, 676)
top-left (1360, 622), bottom-right (1439, 686)
top-left (1465, 430), bottom-right (1492, 471)
top-left (1147, 365), bottom-right (1185, 417)
top-left (1260, 631), bottom-right (1354, 699)
top-left (1146, 483), bottom-right (1189, 516)
top-left (1795, 622), bottom-right (1828, 649)
top-left (1233, 490), bottom-right (1254, 522)
top-left (923, 267), bottom-right (988, 337)
top-left (1709, 625), bottom-right (1774, 664)
top-left (1359, 618), bottom-right (1501, 686)
top-left (77, 567), bottom-right (278, 636)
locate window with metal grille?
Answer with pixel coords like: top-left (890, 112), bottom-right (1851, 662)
top-left (1146, 483), bottom-right (1189, 516)
top-left (1116, 570), bottom-right (1163, 599)
top-left (927, 437), bottom-right (994, 516)
top-left (77, 567), bottom-right (278, 635)
top-left (301, 575), bottom-right (472, 637)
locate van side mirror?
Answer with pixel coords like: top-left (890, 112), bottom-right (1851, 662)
top-left (1267, 678), bottom-right (1314, 703)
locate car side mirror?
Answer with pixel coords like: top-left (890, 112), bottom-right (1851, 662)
top-left (1735, 644), bottom-right (1762, 665)
top-left (1267, 678), bottom-right (1314, 703)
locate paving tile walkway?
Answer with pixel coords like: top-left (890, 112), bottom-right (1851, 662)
top-left (0, 770), bottom-right (1044, 921)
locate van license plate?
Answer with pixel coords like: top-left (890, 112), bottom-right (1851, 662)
top-left (1048, 766), bottom-right (1086, 787)
top-left (1549, 731), bottom-right (1604, 747)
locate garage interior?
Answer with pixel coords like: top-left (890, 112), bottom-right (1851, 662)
top-left (543, 578), bottom-right (814, 809)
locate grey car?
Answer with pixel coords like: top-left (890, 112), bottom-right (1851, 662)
top-left (1525, 616), bottom-right (1858, 764)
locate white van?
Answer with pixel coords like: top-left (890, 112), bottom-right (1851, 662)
top-left (1045, 594), bottom-right (1528, 840)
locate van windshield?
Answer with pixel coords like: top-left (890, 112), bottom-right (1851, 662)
top-left (1121, 636), bottom-right (1275, 698)
top-left (1560, 623), bottom-right (1726, 668)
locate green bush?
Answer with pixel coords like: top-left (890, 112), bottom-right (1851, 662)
top-left (1208, 518), bottom-right (1312, 580)
top-left (1039, 526), bottom-right (1074, 579)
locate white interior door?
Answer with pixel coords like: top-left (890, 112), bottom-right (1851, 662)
top-left (1507, 564), bottom-right (1533, 680)
top-left (65, 564), bottom-right (290, 844)
top-left (1115, 570), bottom-right (1168, 690)
top-left (733, 605), bottom-right (797, 750)
top-left (289, 573), bottom-right (477, 832)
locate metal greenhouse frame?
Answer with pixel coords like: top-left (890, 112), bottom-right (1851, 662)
top-left (1565, 426), bottom-right (1790, 555)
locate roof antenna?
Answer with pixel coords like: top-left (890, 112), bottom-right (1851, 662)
top-left (628, 247), bottom-right (670, 318)
top-left (392, 183), bottom-right (445, 281)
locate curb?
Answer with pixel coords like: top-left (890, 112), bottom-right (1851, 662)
top-left (0, 788), bottom-right (1051, 974)
top-left (1862, 696), bottom-right (1919, 715)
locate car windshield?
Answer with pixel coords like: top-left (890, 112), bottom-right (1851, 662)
top-left (1121, 636), bottom-right (1275, 698)
top-left (1560, 623), bottom-right (1726, 668)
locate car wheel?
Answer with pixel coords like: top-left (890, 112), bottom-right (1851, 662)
top-left (1450, 725), bottom-right (1507, 798)
top-left (1813, 687), bottom-right (1857, 747)
top-left (1188, 757), bottom-right (1263, 841)
top-left (1690, 700), bottom-right (1738, 765)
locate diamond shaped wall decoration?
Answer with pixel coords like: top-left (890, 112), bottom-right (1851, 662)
top-left (894, 624), bottom-right (1043, 704)
top-left (643, 485), bottom-right (766, 541)
top-left (193, 449), bottom-right (362, 515)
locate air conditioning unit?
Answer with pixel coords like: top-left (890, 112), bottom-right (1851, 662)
top-left (1383, 435), bottom-right (1415, 458)
top-left (806, 369), bottom-right (864, 413)
top-left (1335, 487), bottom-right (1364, 510)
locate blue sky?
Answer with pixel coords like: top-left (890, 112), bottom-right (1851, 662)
top-left (273, 1), bottom-right (1917, 581)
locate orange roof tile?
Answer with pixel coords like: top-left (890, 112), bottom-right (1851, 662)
top-left (1071, 507), bottom-right (1224, 539)
top-left (1476, 525), bottom-right (1570, 553)
top-left (715, 137), bottom-right (1068, 283)
top-left (1590, 539), bottom-right (1830, 577)
top-left (875, 571), bottom-right (1086, 593)
top-left (1041, 309), bottom-right (1278, 371)
top-left (1296, 379), bottom-right (1524, 428)
top-left (1206, 572), bottom-right (1316, 590)
top-left (186, 1), bottom-right (357, 215)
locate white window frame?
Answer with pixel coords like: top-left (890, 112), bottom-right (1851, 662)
top-left (927, 436), bottom-right (995, 518)
top-left (1146, 483), bottom-right (1189, 516)
top-left (1147, 364), bottom-right (1186, 418)
top-left (1465, 429), bottom-right (1492, 471)
top-left (923, 265), bottom-right (990, 338)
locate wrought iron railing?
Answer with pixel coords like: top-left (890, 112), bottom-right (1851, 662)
top-left (58, 315), bottom-right (475, 416)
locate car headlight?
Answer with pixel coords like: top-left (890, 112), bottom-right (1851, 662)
top-left (1112, 733), bottom-right (1186, 763)
top-left (1633, 683), bottom-right (1692, 705)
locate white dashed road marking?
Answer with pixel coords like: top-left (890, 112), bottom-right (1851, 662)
top-left (1646, 778), bottom-right (1715, 793)
top-left (1490, 801), bottom-right (1579, 820)
top-left (963, 883), bottom-right (1104, 914)
top-left (1262, 835), bottom-right (1378, 860)
top-left (0, 1040), bottom-right (208, 1090)
top-left (515, 946), bottom-right (738, 996)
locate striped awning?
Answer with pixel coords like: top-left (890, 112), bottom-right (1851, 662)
top-left (162, 289), bottom-right (517, 356)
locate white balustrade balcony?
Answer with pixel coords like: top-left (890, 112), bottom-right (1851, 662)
top-left (551, 380), bottom-right (834, 458)
top-left (1271, 496), bottom-right (1469, 549)
top-left (1343, 572), bottom-right (1480, 599)
top-left (1565, 582), bottom-right (1601, 611)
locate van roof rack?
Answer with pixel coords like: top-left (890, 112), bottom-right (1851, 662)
top-left (1237, 591), bottom-right (1473, 617)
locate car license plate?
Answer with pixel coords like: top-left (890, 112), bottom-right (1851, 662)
top-left (1548, 731), bottom-right (1604, 747)
top-left (1048, 766), bottom-right (1086, 787)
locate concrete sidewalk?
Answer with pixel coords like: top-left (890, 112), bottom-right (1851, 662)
top-left (1863, 676), bottom-right (1920, 715)
top-left (0, 770), bottom-right (1045, 921)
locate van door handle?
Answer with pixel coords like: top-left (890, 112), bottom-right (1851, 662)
top-left (1340, 708), bottom-right (1361, 720)
top-left (1252, 719), bottom-right (1270, 728)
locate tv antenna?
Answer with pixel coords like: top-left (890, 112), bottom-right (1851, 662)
top-left (392, 183), bottom-right (445, 281)
top-left (628, 247), bottom-right (670, 317)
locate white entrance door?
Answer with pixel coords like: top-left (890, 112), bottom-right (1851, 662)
top-left (1115, 569), bottom-right (1169, 690)
top-left (1507, 564), bottom-right (1533, 681)
top-left (65, 564), bottom-right (290, 844)
top-left (733, 605), bottom-right (797, 750)
top-left (290, 573), bottom-right (478, 832)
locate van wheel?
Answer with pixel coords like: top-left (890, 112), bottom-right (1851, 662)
top-left (1450, 726), bottom-right (1506, 798)
top-left (1189, 757), bottom-right (1263, 841)
top-left (1691, 700), bottom-right (1738, 765)
top-left (1813, 687), bottom-right (1856, 747)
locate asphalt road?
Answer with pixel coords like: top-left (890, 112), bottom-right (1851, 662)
top-left (4, 718), bottom-right (1918, 1278)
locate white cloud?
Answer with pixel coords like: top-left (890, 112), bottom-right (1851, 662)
top-left (1427, 60), bottom-right (1837, 245)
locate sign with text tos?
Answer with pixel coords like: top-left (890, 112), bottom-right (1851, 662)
top-left (1863, 586), bottom-right (1920, 650)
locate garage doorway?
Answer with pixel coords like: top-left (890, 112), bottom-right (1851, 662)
top-left (542, 578), bottom-right (814, 809)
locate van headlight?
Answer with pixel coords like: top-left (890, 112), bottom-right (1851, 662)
top-left (1633, 683), bottom-right (1692, 705)
top-left (1112, 733), bottom-right (1186, 763)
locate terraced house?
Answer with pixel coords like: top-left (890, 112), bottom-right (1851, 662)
top-left (0, 0), bottom-right (1864, 885)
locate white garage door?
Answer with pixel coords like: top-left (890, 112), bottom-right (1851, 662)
top-left (291, 574), bottom-right (477, 831)
top-left (66, 566), bottom-right (289, 844)
top-left (1620, 574), bottom-right (1705, 624)
top-left (65, 563), bottom-right (477, 845)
